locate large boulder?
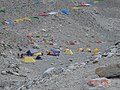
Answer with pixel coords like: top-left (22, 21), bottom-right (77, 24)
top-left (95, 64), bottom-right (120, 78)
top-left (42, 67), bottom-right (64, 78)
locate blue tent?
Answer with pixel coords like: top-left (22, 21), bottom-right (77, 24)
top-left (60, 10), bottom-right (69, 15)
top-left (51, 49), bottom-right (60, 54)
top-left (87, 1), bottom-right (94, 5)
top-left (26, 49), bottom-right (38, 56)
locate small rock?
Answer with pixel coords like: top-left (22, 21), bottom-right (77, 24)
top-left (69, 60), bottom-right (73, 62)
top-left (1, 71), bottom-right (7, 75)
top-left (1, 52), bottom-right (7, 58)
top-left (9, 64), bottom-right (16, 68)
top-left (4, 86), bottom-right (10, 90)
top-left (51, 63), bottom-right (54, 65)
top-left (92, 60), bottom-right (99, 64)
top-left (106, 52), bottom-right (114, 58)
top-left (68, 65), bottom-right (76, 70)
top-left (85, 86), bottom-right (106, 90)
top-left (110, 47), bottom-right (117, 53)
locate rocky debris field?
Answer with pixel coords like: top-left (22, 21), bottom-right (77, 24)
top-left (0, 0), bottom-right (120, 90)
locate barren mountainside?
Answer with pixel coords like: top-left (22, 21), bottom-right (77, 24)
top-left (0, 0), bottom-right (120, 90)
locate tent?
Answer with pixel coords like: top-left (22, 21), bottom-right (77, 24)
top-left (26, 49), bottom-right (39, 56)
top-left (87, 1), bottom-right (95, 5)
top-left (4, 21), bottom-right (11, 25)
top-left (48, 12), bottom-right (58, 15)
top-left (14, 18), bottom-right (31, 23)
top-left (30, 17), bottom-right (39, 19)
top-left (79, 4), bottom-right (91, 7)
top-left (37, 14), bottom-right (49, 16)
top-left (33, 52), bottom-right (43, 56)
top-left (26, 33), bottom-right (33, 38)
top-left (60, 10), bottom-right (69, 15)
top-left (0, 21), bottom-right (4, 25)
top-left (77, 48), bottom-right (84, 52)
top-left (72, 6), bottom-right (81, 9)
top-left (86, 48), bottom-right (91, 52)
top-left (34, 2), bottom-right (40, 4)
top-left (21, 57), bottom-right (36, 63)
top-left (47, 50), bottom-right (59, 56)
top-left (93, 48), bottom-right (100, 55)
top-left (21, 18), bottom-right (31, 21)
top-left (50, 49), bottom-right (60, 54)
top-left (64, 49), bottom-right (73, 55)
top-left (69, 41), bottom-right (75, 45)
top-left (93, 1), bottom-right (99, 3)
top-left (0, 7), bottom-right (5, 13)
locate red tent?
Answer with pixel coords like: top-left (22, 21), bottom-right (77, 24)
top-left (79, 4), bottom-right (90, 7)
top-left (37, 14), bottom-right (49, 16)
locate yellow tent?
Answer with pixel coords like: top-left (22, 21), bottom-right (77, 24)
top-left (22, 18), bottom-right (31, 21)
top-left (33, 52), bottom-right (43, 56)
top-left (77, 48), bottom-right (84, 52)
top-left (93, 48), bottom-right (100, 55)
top-left (14, 20), bottom-right (20, 23)
top-left (21, 57), bottom-right (36, 63)
top-left (64, 49), bottom-right (73, 55)
top-left (86, 48), bottom-right (91, 52)
top-left (14, 18), bottom-right (32, 23)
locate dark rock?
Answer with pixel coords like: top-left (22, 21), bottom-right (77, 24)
top-left (115, 41), bottom-right (120, 46)
top-left (92, 60), bottom-right (99, 64)
top-left (69, 60), bottom-right (73, 62)
top-left (95, 63), bottom-right (120, 78)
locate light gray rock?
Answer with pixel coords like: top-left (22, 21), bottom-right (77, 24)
top-left (68, 64), bottom-right (77, 71)
top-left (1, 71), bottom-right (7, 75)
top-left (1, 52), bottom-right (7, 58)
top-left (42, 67), bottom-right (55, 78)
top-left (42, 67), bottom-right (64, 78)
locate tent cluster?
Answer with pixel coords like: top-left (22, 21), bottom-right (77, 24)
top-left (21, 49), bottom-right (43, 63)
top-left (21, 49), bottom-right (60, 63)
top-left (64, 48), bottom-right (100, 55)
top-left (37, 9), bottom-right (69, 17)
top-left (0, 0), bottom-right (102, 62)
top-left (21, 48), bottom-right (100, 63)
top-left (12, 10), bottom-right (70, 24)
top-left (0, 0), bottom-right (104, 25)
top-left (72, 0), bottom-right (104, 9)
top-left (37, 0), bottom-right (104, 16)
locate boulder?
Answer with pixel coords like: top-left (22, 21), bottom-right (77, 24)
top-left (95, 64), bottom-right (120, 78)
top-left (42, 67), bottom-right (64, 78)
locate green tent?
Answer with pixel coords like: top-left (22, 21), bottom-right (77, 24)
top-left (30, 17), bottom-right (39, 20)
top-left (0, 7), bottom-right (5, 13)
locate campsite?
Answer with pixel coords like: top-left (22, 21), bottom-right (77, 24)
top-left (0, 0), bottom-right (120, 90)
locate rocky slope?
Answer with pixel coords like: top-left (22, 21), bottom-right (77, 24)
top-left (0, 0), bottom-right (120, 90)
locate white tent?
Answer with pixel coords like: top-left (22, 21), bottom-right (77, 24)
top-left (48, 12), bottom-right (58, 15)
